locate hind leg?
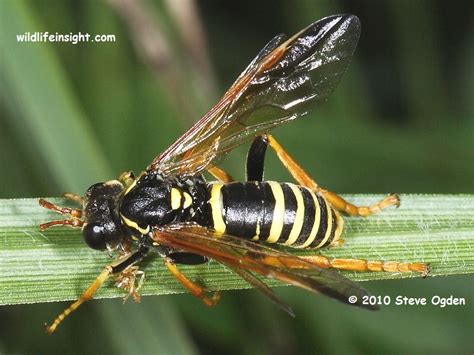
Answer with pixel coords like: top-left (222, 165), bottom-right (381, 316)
top-left (257, 253), bottom-right (429, 277)
top-left (265, 134), bottom-right (400, 216)
top-left (207, 166), bottom-right (234, 183)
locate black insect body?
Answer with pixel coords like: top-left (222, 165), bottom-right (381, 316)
top-left (39, 15), bottom-right (428, 334)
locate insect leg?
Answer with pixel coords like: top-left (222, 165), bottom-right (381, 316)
top-left (164, 258), bottom-right (221, 306)
top-left (320, 191), bottom-right (400, 216)
top-left (62, 192), bottom-right (84, 204)
top-left (45, 266), bottom-right (112, 334)
top-left (300, 255), bottom-right (429, 277)
top-left (256, 253), bottom-right (428, 276)
top-left (208, 166), bottom-right (234, 183)
top-left (266, 135), bottom-right (400, 216)
top-left (39, 198), bottom-right (82, 219)
top-left (45, 246), bottom-right (149, 334)
top-left (118, 170), bottom-right (136, 187)
top-left (115, 265), bottom-right (145, 303)
top-left (38, 198), bottom-right (83, 230)
top-left (166, 252), bottom-right (210, 265)
top-left (246, 135), bottom-right (268, 181)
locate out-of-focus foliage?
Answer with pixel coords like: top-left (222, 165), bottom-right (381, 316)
top-left (0, 0), bottom-right (472, 354)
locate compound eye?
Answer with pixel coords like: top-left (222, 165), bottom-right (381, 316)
top-left (82, 223), bottom-right (107, 250)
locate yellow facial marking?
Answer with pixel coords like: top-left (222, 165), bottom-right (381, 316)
top-left (120, 214), bottom-right (150, 235)
top-left (285, 183), bottom-right (305, 246)
top-left (209, 183), bottom-right (226, 235)
top-left (267, 181), bottom-right (284, 243)
top-left (171, 188), bottom-right (182, 210)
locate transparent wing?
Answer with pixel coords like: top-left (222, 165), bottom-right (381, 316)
top-left (150, 15), bottom-right (361, 177)
top-left (153, 223), bottom-right (378, 311)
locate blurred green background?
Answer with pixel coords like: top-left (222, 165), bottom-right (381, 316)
top-left (1, 0), bottom-right (473, 354)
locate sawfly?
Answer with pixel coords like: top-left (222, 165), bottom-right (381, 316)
top-left (39, 14), bottom-right (428, 334)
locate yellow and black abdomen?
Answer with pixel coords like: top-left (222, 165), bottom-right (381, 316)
top-left (203, 181), bottom-right (343, 249)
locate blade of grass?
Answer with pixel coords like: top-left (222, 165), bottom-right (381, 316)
top-left (1, 3), bottom-right (197, 349)
top-left (0, 0), bottom-right (112, 191)
top-left (1, 194), bottom-right (472, 305)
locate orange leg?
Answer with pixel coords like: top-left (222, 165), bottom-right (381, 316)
top-left (257, 254), bottom-right (429, 277)
top-left (266, 135), bottom-right (400, 217)
top-left (207, 166), bottom-right (234, 183)
top-left (320, 190), bottom-right (400, 217)
top-left (115, 265), bottom-right (145, 303)
top-left (262, 135), bottom-right (428, 276)
top-left (164, 258), bottom-right (221, 306)
top-left (45, 266), bottom-right (112, 334)
top-left (45, 249), bottom-right (147, 334)
top-left (38, 198), bottom-right (84, 230)
top-left (62, 192), bottom-right (84, 205)
top-left (39, 198), bottom-right (83, 219)
top-left (300, 255), bottom-right (429, 277)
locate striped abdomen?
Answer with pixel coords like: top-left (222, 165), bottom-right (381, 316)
top-left (203, 181), bottom-right (343, 249)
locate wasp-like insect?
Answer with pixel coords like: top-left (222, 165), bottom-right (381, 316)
top-left (39, 15), bottom-right (428, 333)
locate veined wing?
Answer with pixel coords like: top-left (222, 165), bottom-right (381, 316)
top-left (153, 223), bottom-right (378, 311)
top-left (149, 15), bottom-right (361, 177)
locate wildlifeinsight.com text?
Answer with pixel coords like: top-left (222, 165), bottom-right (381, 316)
top-left (16, 31), bottom-right (116, 45)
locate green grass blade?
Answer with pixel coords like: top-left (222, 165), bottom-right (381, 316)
top-left (0, 0), bottom-right (113, 191)
top-left (1, 194), bottom-right (473, 305)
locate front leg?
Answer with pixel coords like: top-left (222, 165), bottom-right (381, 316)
top-left (115, 265), bottom-right (145, 303)
top-left (45, 245), bottom-right (149, 334)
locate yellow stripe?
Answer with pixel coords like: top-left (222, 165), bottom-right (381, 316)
top-left (313, 198), bottom-right (334, 249)
top-left (252, 217), bottom-right (261, 241)
top-left (332, 210), bottom-right (344, 244)
top-left (120, 214), bottom-right (150, 235)
top-left (209, 183), bottom-right (226, 235)
top-left (267, 181), bottom-right (284, 243)
top-left (285, 184), bottom-right (305, 245)
top-left (252, 181), bottom-right (261, 241)
top-left (299, 189), bottom-right (321, 248)
top-left (183, 192), bottom-right (192, 209)
top-left (170, 188), bottom-right (182, 210)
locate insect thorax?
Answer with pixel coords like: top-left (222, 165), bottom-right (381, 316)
top-left (119, 172), bottom-right (208, 235)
